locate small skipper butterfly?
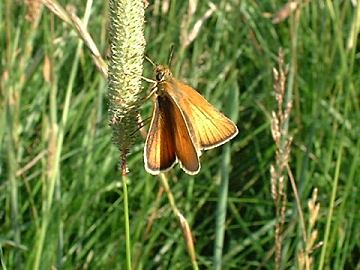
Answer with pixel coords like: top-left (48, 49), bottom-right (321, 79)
top-left (144, 64), bottom-right (238, 175)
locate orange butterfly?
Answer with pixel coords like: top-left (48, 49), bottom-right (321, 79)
top-left (144, 65), bottom-right (238, 175)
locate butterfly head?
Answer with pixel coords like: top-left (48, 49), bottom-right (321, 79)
top-left (155, 65), bottom-right (172, 82)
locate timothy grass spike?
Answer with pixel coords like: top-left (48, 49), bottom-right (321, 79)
top-left (108, 0), bottom-right (146, 153)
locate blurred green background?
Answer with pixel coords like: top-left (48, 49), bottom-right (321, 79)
top-left (1, 0), bottom-right (359, 269)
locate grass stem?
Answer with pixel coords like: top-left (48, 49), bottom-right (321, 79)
top-left (122, 172), bottom-right (132, 269)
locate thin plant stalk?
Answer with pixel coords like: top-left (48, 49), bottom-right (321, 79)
top-left (214, 76), bottom-right (238, 270)
top-left (214, 143), bottom-right (230, 270)
top-left (159, 174), bottom-right (199, 270)
top-left (121, 167), bottom-right (132, 269)
top-left (318, 141), bottom-right (343, 269)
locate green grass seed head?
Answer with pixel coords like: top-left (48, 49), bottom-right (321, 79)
top-left (108, 0), bottom-right (146, 151)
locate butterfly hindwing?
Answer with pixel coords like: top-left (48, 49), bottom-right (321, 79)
top-left (167, 95), bottom-right (200, 174)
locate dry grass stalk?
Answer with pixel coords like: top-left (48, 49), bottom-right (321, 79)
top-left (270, 49), bottom-right (293, 270)
top-left (42, 0), bottom-right (108, 78)
top-left (271, 1), bottom-right (311, 25)
top-left (25, 0), bottom-right (42, 23)
top-left (159, 174), bottom-right (199, 269)
top-left (297, 188), bottom-right (322, 270)
top-left (272, 0), bottom-right (299, 24)
top-left (178, 212), bottom-right (197, 263)
top-left (180, 2), bottom-right (216, 49)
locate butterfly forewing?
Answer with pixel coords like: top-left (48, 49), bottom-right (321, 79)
top-left (165, 79), bottom-right (238, 150)
top-left (144, 96), bottom-right (177, 175)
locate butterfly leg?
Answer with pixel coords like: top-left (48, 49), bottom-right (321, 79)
top-left (141, 76), bottom-right (156, 84)
top-left (145, 85), bottom-right (158, 100)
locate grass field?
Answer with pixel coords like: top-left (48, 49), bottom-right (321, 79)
top-left (1, 0), bottom-right (360, 269)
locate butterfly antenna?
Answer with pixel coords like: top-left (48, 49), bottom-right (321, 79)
top-left (167, 44), bottom-right (175, 67)
top-left (145, 55), bottom-right (156, 67)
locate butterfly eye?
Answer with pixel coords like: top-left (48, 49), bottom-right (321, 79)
top-left (156, 72), bottom-right (164, 81)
